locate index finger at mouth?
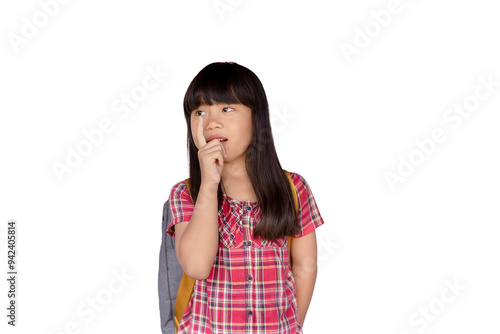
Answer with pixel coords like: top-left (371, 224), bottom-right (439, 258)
top-left (197, 115), bottom-right (206, 147)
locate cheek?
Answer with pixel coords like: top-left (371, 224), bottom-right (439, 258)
top-left (244, 126), bottom-right (253, 144)
top-left (244, 117), bottom-right (253, 143)
top-left (238, 122), bottom-right (253, 150)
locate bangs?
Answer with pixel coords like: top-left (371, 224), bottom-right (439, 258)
top-left (184, 62), bottom-right (256, 116)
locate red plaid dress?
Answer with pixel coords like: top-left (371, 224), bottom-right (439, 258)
top-left (167, 171), bottom-right (325, 334)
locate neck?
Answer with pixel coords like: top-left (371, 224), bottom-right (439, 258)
top-left (221, 157), bottom-right (248, 191)
top-left (220, 156), bottom-right (257, 202)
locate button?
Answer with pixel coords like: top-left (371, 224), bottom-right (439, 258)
top-left (247, 276), bottom-right (253, 282)
top-left (248, 310), bottom-right (253, 316)
top-left (246, 241), bottom-right (252, 246)
top-left (245, 206), bottom-right (252, 211)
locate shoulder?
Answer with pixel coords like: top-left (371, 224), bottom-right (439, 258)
top-left (286, 170), bottom-right (310, 193)
top-left (286, 170), bottom-right (319, 206)
top-left (168, 179), bottom-right (192, 203)
top-left (170, 179), bottom-right (187, 191)
top-left (166, 179), bottom-right (194, 237)
top-left (286, 170), bottom-right (325, 236)
top-left (169, 179), bottom-right (187, 194)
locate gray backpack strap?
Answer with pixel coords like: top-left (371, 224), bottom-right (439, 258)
top-left (158, 199), bottom-right (183, 334)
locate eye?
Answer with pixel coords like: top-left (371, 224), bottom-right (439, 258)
top-left (222, 107), bottom-right (233, 112)
top-left (194, 110), bottom-right (206, 116)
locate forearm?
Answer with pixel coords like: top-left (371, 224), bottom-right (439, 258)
top-left (178, 182), bottom-right (219, 279)
top-left (292, 261), bottom-right (317, 326)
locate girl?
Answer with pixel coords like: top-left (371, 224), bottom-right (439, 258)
top-left (167, 62), bottom-right (325, 333)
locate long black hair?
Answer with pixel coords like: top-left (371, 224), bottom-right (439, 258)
top-left (182, 62), bottom-right (299, 241)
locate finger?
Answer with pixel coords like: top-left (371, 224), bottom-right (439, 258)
top-left (222, 142), bottom-right (228, 158)
top-left (197, 115), bottom-right (206, 147)
top-left (217, 151), bottom-right (224, 167)
top-left (204, 146), bottom-right (225, 159)
top-left (204, 147), bottom-right (225, 167)
top-left (204, 139), bottom-right (228, 157)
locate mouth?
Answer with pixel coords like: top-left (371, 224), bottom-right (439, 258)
top-left (208, 137), bottom-right (228, 145)
top-left (217, 138), bottom-right (228, 146)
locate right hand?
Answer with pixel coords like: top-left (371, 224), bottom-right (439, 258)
top-left (195, 116), bottom-right (228, 186)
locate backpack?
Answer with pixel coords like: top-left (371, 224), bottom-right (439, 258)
top-left (158, 170), bottom-right (299, 334)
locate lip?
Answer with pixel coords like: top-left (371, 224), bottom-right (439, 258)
top-left (207, 135), bottom-right (228, 143)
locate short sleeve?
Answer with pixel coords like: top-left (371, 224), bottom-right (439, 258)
top-left (290, 172), bottom-right (325, 238)
top-left (166, 180), bottom-right (195, 237)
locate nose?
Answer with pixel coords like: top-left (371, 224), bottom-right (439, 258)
top-left (204, 112), bottom-right (222, 130)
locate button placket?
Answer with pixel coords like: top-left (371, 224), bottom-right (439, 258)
top-left (243, 201), bottom-right (255, 324)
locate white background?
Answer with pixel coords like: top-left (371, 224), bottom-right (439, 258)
top-left (1, 0), bottom-right (499, 333)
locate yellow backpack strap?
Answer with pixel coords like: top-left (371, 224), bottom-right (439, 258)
top-left (284, 170), bottom-right (299, 215)
top-left (174, 273), bottom-right (195, 332)
top-left (173, 178), bottom-right (196, 334)
top-left (284, 170), bottom-right (299, 267)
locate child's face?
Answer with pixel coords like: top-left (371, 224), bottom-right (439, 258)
top-left (191, 103), bottom-right (253, 162)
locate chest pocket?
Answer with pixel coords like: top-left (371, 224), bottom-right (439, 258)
top-left (217, 205), bottom-right (244, 248)
top-left (217, 201), bottom-right (287, 249)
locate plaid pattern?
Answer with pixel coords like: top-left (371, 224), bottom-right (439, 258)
top-left (167, 172), bottom-right (324, 333)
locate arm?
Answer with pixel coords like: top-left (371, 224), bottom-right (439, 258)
top-left (174, 182), bottom-right (219, 280)
top-left (291, 230), bottom-right (318, 327)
